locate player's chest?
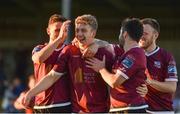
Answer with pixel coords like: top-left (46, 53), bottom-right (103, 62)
top-left (146, 57), bottom-right (166, 80)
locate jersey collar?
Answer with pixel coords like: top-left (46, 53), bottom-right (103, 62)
top-left (145, 46), bottom-right (160, 57)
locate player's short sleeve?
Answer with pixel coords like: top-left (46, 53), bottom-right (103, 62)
top-left (165, 54), bottom-right (178, 82)
top-left (32, 45), bottom-right (44, 55)
top-left (52, 46), bottom-right (70, 74)
top-left (113, 44), bottom-right (124, 57)
top-left (115, 54), bottom-right (139, 80)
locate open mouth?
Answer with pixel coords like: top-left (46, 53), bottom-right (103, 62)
top-left (76, 36), bottom-right (86, 42)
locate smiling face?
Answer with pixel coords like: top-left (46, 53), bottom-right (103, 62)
top-left (139, 24), bottom-right (158, 50)
top-left (75, 23), bottom-right (95, 48)
top-left (47, 22), bottom-right (63, 41)
top-left (74, 14), bottom-right (98, 49)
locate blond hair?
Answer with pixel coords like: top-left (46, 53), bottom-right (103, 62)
top-left (75, 14), bottom-right (98, 31)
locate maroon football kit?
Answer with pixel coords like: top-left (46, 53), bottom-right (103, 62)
top-left (32, 44), bottom-right (71, 111)
top-left (110, 46), bottom-right (148, 112)
top-left (145, 47), bottom-right (178, 111)
top-left (53, 44), bottom-right (115, 112)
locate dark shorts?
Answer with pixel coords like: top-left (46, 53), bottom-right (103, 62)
top-left (34, 105), bottom-right (72, 113)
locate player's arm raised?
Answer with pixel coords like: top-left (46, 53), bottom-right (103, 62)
top-left (32, 20), bottom-right (71, 64)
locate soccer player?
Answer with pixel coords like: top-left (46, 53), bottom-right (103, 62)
top-left (22, 14), bottom-right (118, 113)
top-left (139, 18), bottom-right (178, 113)
top-left (30, 14), bottom-right (71, 113)
top-left (86, 18), bottom-right (148, 113)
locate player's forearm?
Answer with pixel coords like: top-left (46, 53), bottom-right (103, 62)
top-left (94, 38), bottom-right (109, 48)
top-left (99, 68), bottom-right (119, 88)
top-left (32, 38), bottom-right (65, 63)
top-left (148, 80), bottom-right (177, 93)
top-left (94, 39), bottom-right (115, 56)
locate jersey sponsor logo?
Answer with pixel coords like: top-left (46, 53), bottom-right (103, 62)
top-left (168, 65), bottom-right (177, 74)
top-left (83, 73), bottom-right (96, 83)
top-left (121, 57), bottom-right (133, 69)
top-left (154, 61), bottom-right (161, 68)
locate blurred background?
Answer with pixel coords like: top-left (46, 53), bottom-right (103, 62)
top-left (0, 0), bottom-right (179, 112)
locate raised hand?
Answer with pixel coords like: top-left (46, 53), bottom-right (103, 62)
top-left (58, 20), bottom-right (71, 41)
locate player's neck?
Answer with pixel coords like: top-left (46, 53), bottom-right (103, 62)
top-left (145, 43), bottom-right (157, 53)
top-left (79, 39), bottom-right (95, 53)
top-left (124, 41), bottom-right (139, 52)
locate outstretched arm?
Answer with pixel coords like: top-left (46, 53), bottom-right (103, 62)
top-left (146, 79), bottom-right (177, 93)
top-left (22, 70), bottom-right (64, 107)
top-left (32, 20), bottom-right (71, 64)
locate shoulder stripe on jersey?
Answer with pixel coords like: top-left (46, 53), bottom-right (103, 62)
top-left (33, 102), bottom-right (71, 109)
top-left (51, 70), bottom-right (66, 77)
top-left (116, 70), bottom-right (129, 80)
top-left (165, 78), bottom-right (178, 82)
top-left (110, 104), bottom-right (148, 112)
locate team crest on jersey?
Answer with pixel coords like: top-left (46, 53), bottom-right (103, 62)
top-left (168, 65), bottom-right (177, 74)
top-left (154, 61), bottom-right (161, 68)
top-left (121, 57), bottom-right (133, 69)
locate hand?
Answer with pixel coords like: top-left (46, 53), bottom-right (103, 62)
top-left (72, 37), bottom-right (79, 47)
top-left (146, 78), bottom-right (153, 85)
top-left (22, 91), bottom-right (33, 109)
top-left (58, 20), bottom-right (71, 40)
top-left (14, 92), bottom-right (27, 110)
top-left (86, 55), bottom-right (106, 72)
top-left (82, 43), bottom-right (99, 58)
top-left (136, 84), bottom-right (148, 97)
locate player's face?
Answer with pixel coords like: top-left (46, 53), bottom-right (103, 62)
top-left (75, 23), bottom-right (95, 48)
top-left (119, 28), bottom-right (125, 47)
top-left (139, 24), bottom-right (156, 49)
top-left (47, 22), bottom-right (63, 41)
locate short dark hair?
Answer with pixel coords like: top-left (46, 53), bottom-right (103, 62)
top-left (48, 14), bottom-right (67, 26)
top-left (141, 18), bottom-right (160, 33)
top-left (121, 18), bottom-right (143, 42)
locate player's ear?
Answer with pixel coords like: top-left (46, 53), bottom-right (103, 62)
top-left (154, 31), bottom-right (159, 40)
top-left (123, 31), bottom-right (128, 39)
top-left (92, 30), bottom-right (96, 38)
top-left (47, 27), bottom-right (50, 35)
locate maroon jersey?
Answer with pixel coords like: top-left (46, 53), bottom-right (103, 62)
top-left (113, 44), bottom-right (124, 58)
top-left (110, 46), bottom-right (148, 112)
top-left (53, 44), bottom-right (115, 112)
top-left (145, 47), bottom-right (178, 111)
top-left (32, 44), bottom-right (71, 109)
